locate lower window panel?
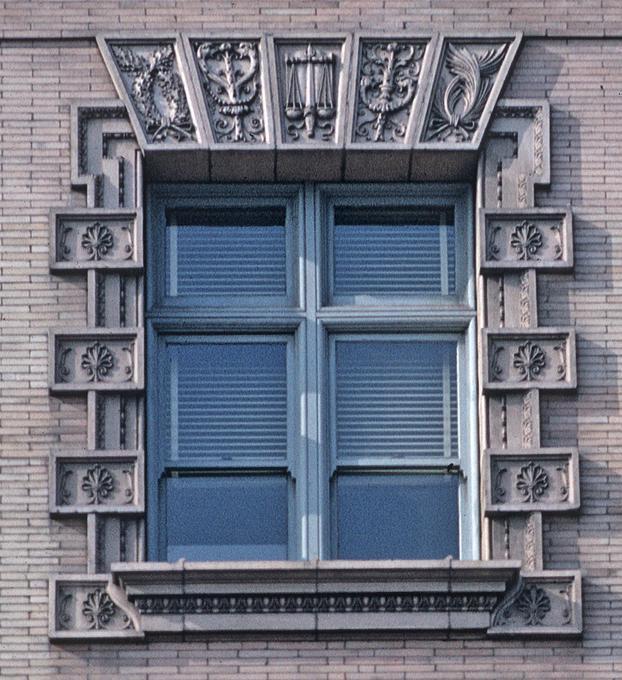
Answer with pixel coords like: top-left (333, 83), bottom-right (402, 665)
top-left (332, 472), bottom-right (459, 560)
top-left (164, 474), bottom-right (289, 561)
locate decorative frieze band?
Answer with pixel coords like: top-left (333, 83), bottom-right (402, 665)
top-left (481, 208), bottom-right (573, 270)
top-left (50, 450), bottom-right (144, 515)
top-left (485, 448), bottom-right (579, 514)
top-left (50, 209), bottom-right (142, 271)
top-left (483, 329), bottom-right (576, 391)
top-left (489, 570), bottom-right (582, 636)
top-left (50, 328), bottom-right (144, 392)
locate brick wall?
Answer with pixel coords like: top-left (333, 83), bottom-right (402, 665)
top-left (1, 2), bottom-right (622, 678)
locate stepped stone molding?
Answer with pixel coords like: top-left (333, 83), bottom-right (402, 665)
top-left (481, 208), bottom-right (573, 270)
top-left (47, 37), bottom-right (582, 637)
top-left (50, 450), bottom-right (144, 515)
top-left (485, 448), bottom-right (580, 513)
top-left (50, 208), bottom-right (142, 271)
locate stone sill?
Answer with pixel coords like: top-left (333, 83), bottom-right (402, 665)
top-left (111, 558), bottom-right (521, 635)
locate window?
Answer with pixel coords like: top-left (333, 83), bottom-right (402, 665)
top-left (146, 184), bottom-right (477, 562)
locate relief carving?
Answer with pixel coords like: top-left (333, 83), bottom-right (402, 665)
top-left (425, 42), bottom-right (507, 142)
top-left (111, 44), bottom-right (195, 142)
top-left (512, 341), bottom-right (546, 382)
top-left (82, 588), bottom-right (117, 630)
top-left (283, 43), bottom-right (336, 141)
top-left (81, 342), bottom-right (115, 382)
top-left (81, 464), bottom-right (115, 505)
top-left (510, 220), bottom-right (543, 261)
top-left (194, 40), bottom-right (264, 143)
top-left (81, 222), bottom-right (114, 261)
top-left (515, 461), bottom-right (549, 503)
top-left (515, 584), bottom-right (551, 625)
top-left (354, 41), bottom-right (425, 143)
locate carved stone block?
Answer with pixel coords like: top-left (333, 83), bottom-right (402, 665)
top-left (485, 448), bottom-right (579, 514)
top-left (50, 450), bottom-right (144, 515)
top-left (481, 208), bottom-right (573, 270)
top-left (50, 209), bottom-right (142, 271)
top-left (418, 36), bottom-right (521, 150)
top-left (483, 329), bottom-right (576, 390)
top-left (489, 513), bottom-right (543, 570)
top-left (49, 575), bottom-right (142, 640)
top-left (98, 38), bottom-right (200, 148)
top-left (50, 328), bottom-right (144, 392)
top-left (489, 570), bottom-right (582, 636)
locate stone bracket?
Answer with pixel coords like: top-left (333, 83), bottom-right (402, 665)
top-left (49, 328), bottom-right (144, 393)
top-left (483, 328), bottom-right (576, 391)
top-left (49, 208), bottom-right (143, 271)
top-left (481, 208), bottom-right (573, 271)
top-left (50, 449), bottom-right (144, 516)
top-left (489, 570), bottom-right (582, 636)
top-left (484, 447), bottom-right (580, 514)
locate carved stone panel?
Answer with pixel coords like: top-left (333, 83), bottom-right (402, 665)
top-left (490, 513), bottom-right (543, 570)
top-left (50, 450), bottom-right (144, 515)
top-left (87, 514), bottom-right (145, 574)
top-left (50, 329), bottom-right (144, 392)
top-left (485, 448), bottom-right (579, 513)
top-left (50, 209), bottom-right (142, 271)
top-left (483, 329), bottom-right (576, 390)
top-left (349, 37), bottom-right (429, 145)
top-left (269, 37), bottom-right (350, 146)
top-left (187, 37), bottom-right (270, 145)
top-left (419, 37), bottom-right (520, 149)
top-left (50, 576), bottom-right (142, 640)
top-left (481, 209), bottom-right (573, 270)
top-left (100, 38), bottom-right (199, 147)
top-left (489, 571), bottom-right (582, 635)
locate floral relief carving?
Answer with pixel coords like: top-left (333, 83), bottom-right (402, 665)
top-left (81, 222), bottom-right (114, 261)
top-left (81, 464), bottom-right (115, 504)
top-left (283, 43), bottom-right (336, 141)
top-left (425, 42), bottom-right (507, 142)
top-left (512, 341), bottom-right (546, 381)
top-left (194, 40), bottom-right (264, 143)
top-left (111, 44), bottom-right (195, 142)
top-left (490, 344), bottom-right (504, 381)
top-left (516, 461), bottom-right (549, 503)
top-left (81, 588), bottom-right (116, 630)
top-left (510, 220), bottom-right (543, 260)
top-left (355, 41), bottom-right (425, 143)
top-left (81, 342), bottom-right (115, 382)
top-left (515, 585), bottom-right (551, 625)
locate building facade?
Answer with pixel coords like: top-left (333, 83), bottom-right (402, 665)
top-left (1, 1), bottom-right (621, 678)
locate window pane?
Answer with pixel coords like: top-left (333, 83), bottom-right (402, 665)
top-left (169, 341), bottom-right (288, 460)
top-left (334, 473), bottom-right (459, 559)
top-left (166, 475), bottom-right (288, 561)
top-left (332, 206), bottom-right (456, 299)
top-left (166, 207), bottom-right (287, 297)
top-left (334, 339), bottom-right (457, 459)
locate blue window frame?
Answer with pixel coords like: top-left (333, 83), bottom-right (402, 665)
top-left (147, 183), bottom-right (477, 562)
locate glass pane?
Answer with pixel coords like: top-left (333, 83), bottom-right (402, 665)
top-left (334, 339), bottom-right (457, 459)
top-left (332, 206), bottom-right (456, 299)
top-left (166, 475), bottom-right (288, 561)
top-left (166, 207), bottom-right (287, 298)
top-left (334, 473), bottom-right (459, 559)
top-left (169, 341), bottom-right (288, 460)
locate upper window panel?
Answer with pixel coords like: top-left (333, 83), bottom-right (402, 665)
top-left (323, 187), bottom-right (470, 306)
top-left (150, 186), bottom-right (301, 308)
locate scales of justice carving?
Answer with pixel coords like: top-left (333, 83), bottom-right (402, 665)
top-left (283, 44), bottom-right (336, 141)
top-left (194, 41), bottom-right (265, 143)
top-left (355, 41), bottom-right (426, 143)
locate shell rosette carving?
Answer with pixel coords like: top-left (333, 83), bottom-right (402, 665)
top-left (111, 43), bottom-right (195, 143)
top-left (425, 42), bottom-right (507, 142)
top-left (81, 342), bottom-right (115, 382)
top-left (81, 588), bottom-right (116, 630)
top-left (516, 461), bottom-right (550, 503)
top-left (81, 464), bottom-right (115, 504)
top-left (354, 41), bottom-right (426, 143)
top-left (512, 341), bottom-right (546, 381)
top-left (510, 220), bottom-right (543, 260)
top-left (194, 40), bottom-right (265, 143)
top-left (81, 222), bottom-right (114, 261)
